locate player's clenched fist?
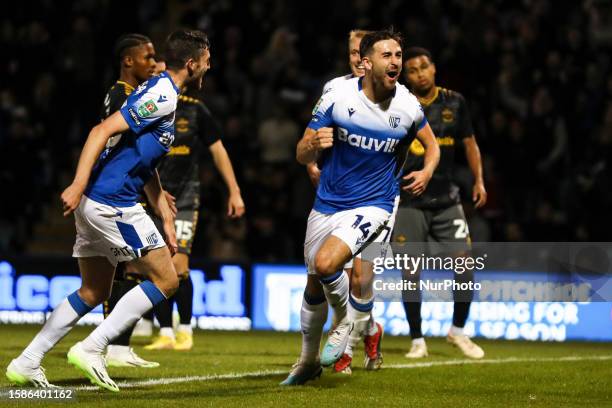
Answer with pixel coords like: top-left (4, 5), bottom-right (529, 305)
top-left (312, 127), bottom-right (334, 150)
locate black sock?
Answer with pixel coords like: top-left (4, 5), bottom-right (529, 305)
top-left (403, 301), bottom-right (423, 339)
top-left (176, 273), bottom-right (193, 325)
top-left (402, 269), bottom-right (423, 339)
top-left (453, 267), bottom-right (474, 328)
top-left (453, 302), bottom-right (471, 328)
top-left (105, 279), bottom-right (139, 346)
top-left (154, 295), bottom-right (174, 329)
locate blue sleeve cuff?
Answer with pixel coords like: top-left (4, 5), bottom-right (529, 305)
top-left (417, 117), bottom-right (428, 130)
top-left (307, 119), bottom-right (324, 131)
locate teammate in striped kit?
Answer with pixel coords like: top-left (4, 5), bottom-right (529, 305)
top-left (6, 29), bottom-right (211, 392)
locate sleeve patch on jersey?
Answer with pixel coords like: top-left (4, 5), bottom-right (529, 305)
top-left (137, 99), bottom-right (159, 118)
top-left (312, 97), bottom-right (323, 115)
top-left (127, 108), bottom-right (141, 125)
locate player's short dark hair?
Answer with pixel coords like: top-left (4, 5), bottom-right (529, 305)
top-left (404, 47), bottom-right (434, 64)
top-left (164, 29), bottom-right (210, 70)
top-left (359, 28), bottom-right (403, 58)
top-left (114, 33), bottom-right (152, 63)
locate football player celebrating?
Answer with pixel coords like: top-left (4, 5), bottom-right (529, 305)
top-left (282, 29), bottom-right (440, 385)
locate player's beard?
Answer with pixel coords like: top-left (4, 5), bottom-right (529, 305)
top-left (186, 69), bottom-right (205, 90)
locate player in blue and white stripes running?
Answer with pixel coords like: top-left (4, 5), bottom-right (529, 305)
top-left (282, 28), bottom-right (440, 385)
top-left (6, 29), bottom-right (211, 392)
top-left (307, 29), bottom-right (392, 375)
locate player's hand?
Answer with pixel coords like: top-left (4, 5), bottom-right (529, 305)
top-left (306, 162), bottom-right (320, 187)
top-left (472, 181), bottom-right (487, 208)
top-left (61, 182), bottom-right (85, 216)
top-left (163, 219), bottom-right (178, 256)
top-left (227, 193), bottom-right (245, 218)
top-left (312, 127), bottom-right (333, 151)
top-left (163, 190), bottom-right (177, 218)
top-left (402, 169), bottom-right (433, 196)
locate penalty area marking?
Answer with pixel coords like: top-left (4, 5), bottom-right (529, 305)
top-left (76, 355), bottom-right (612, 391)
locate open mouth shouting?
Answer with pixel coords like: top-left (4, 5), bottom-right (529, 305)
top-left (386, 69), bottom-right (399, 81)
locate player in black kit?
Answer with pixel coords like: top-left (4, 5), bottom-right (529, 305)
top-left (144, 58), bottom-right (245, 351)
top-left (393, 47), bottom-right (487, 359)
top-left (99, 33), bottom-right (162, 368)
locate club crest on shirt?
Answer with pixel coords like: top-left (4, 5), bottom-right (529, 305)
top-left (442, 108), bottom-right (454, 123)
top-left (176, 118), bottom-right (189, 133)
top-left (389, 116), bottom-right (401, 129)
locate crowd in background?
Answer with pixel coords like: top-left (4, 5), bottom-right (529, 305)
top-left (1, 0), bottom-right (611, 261)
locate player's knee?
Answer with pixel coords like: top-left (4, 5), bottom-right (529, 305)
top-left (172, 254), bottom-right (189, 274)
top-left (78, 286), bottom-right (110, 306)
top-left (160, 274), bottom-right (179, 297)
top-left (314, 254), bottom-right (337, 277)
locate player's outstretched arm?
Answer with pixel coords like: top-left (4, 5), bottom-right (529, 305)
top-left (463, 136), bottom-right (487, 208)
top-left (296, 127), bottom-right (333, 165)
top-left (208, 140), bottom-right (245, 218)
top-left (402, 122), bottom-right (440, 196)
top-left (61, 111), bottom-right (130, 216)
top-left (144, 169), bottom-right (178, 255)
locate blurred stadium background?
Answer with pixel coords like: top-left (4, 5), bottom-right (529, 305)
top-left (1, 0), bottom-right (611, 404)
top-left (2, 0), bottom-right (612, 256)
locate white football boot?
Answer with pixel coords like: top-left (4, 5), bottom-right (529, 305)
top-left (405, 340), bottom-right (429, 359)
top-left (67, 342), bottom-right (119, 392)
top-left (447, 333), bottom-right (485, 359)
top-left (105, 345), bottom-right (159, 368)
top-left (320, 318), bottom-right (354, 367)
top-left (6, 358), bottom-right (55, 388)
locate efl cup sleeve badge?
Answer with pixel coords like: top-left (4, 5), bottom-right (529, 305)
top-left (137, 99), bottom-right (159, 118)
top-left (312, 97), bottom-right (323, 115)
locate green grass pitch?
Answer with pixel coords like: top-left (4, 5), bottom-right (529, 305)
top-left (1, 325), bottom-right (611, 407)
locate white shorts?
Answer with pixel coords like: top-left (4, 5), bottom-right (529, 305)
top-left (72, 195), bottom-right (165, 266)
top-left (344, 196), bottom-right (399, 269)
top-left (304, 197), bottom-right (398, 275)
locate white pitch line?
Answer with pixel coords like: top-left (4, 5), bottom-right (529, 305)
top-left (387, 354), bottom-right (612, 369)
top-left (75, 355), bottom-right (612, 391)
top-left (76, 369), bottom-right (287, 391)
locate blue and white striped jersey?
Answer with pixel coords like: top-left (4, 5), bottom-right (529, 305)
top-left (308, 76), bottom-right (426, 214)
top-left (86, 71), bottom-right (179, 207)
